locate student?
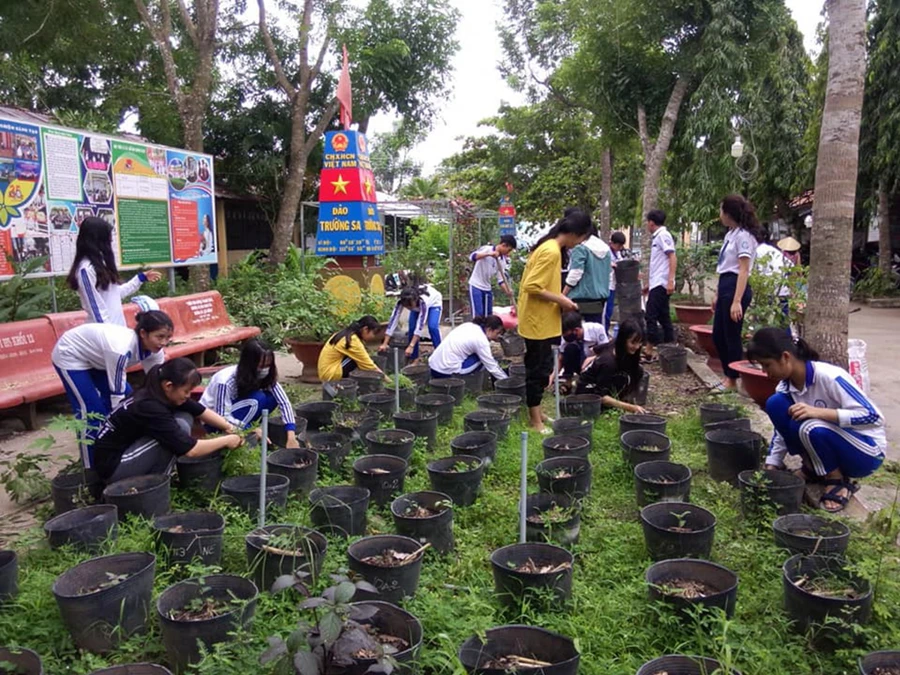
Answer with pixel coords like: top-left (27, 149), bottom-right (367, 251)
top-left (469, 235), bottom-right (517, 317)
top-left (518, 209), bottom-right (591, 432)
top-left (201, 339), bottom-right (300, 448)
top-left (51, 310), bottom-right (174, 468)
top-left (643, 209), bottom-right (677, 358)
top-left (429, 315), bottom-right (508, 381)
top-left (605, 231), bottom-right (627, 330)
top-left (576, 318), bottom-right (647, 414)
top-left (747, 328), bottom-right (885, 513)
top-left (318, 316), bottom-right (385, 382)
top-left (67, 216), bottom-right (161, 326)
top-left (712, 195), bottom-right (761, 391)
top-left (559, 311), bottom-right (609, 379)
top-left (756, 228), bottom-right (792, 329)
top-left (379, 284), bottom-right (443, 362)
top-left (93, 358), bottom-right (244, 485)
top-left (563, 224), bottom-right (611, 322)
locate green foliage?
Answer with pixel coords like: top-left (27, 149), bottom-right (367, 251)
top-left (744, 264), bottom-right (809, 337)
top-left (0, 257), bottom-right (51, 321)
top-left (369, 123), bottom-right (423, 195)
top-left (381, 220), bottom-right (450, 294)
top-left (675, 243), bottom-right (719, 301)
top-left (398, 176), bottom-right (445, 200)
top-left (852, 266), bottom-right (900, 299)
top-left (0, 450), bottom-right (51, 504)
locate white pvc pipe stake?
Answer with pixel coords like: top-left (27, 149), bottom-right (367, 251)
top-left (394, 347), bottom-right (401, 413)
top-left (552, 344), bottom-right (561, 420)
top-left (519, 431), bottom-right (528, 543)
top-left (259, 409), bottom-right (269, 528)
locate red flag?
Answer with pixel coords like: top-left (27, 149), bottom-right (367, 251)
top-left (505, 182), bottom-right (514, 194)
top-left (337, 45), bottom-right (352, 130)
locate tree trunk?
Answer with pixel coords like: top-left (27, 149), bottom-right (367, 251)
top-left (878, 184), bottom-right (891, 275)
top-left (600, 148), bottom-right (612, 240)
top-left (269, 146), bottom-right (308, 266)
top-left (805, 0), bottom-right (867, 369)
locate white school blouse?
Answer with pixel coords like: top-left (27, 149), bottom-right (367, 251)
top-left (76, 260), bottom-right (148, 326)
top-left (199, 365), bottom-right (297, 430)
top-left (468, 245), bottom-right (510, 291)
top-left (428, 322), bottom-right (507, 380)
top-left (385, 285), bottom-right (443, 338)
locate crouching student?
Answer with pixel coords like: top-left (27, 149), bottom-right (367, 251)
top-left (318, 316), bottom-right (385, 382)
top-left (92, 358), bottom-right (244, 485)
top-left (428, 315), bottom-right (508, 381)
top-left (559, 311), bottom-right (609, 379)
top-left (201, 339), bottom-right (300, 448)
top-left (576, 318), bottom-right (647, 414)
top-left (379, 284), bottom-right (443, 362)
top-left (747, 328), bottom-right (886, 513)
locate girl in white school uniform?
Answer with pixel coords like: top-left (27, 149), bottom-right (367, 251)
top-left (51, 310), bottom-right (174, 468)
top-left (428, 315), bottom-right (508, 381)
top-left (200, 339), bottom-right (300, 448)
top-left (66, 216), bottom-right (161, 326)
top-left (712, 195), bottom-right (761, 391)
top-left (379, 284), bottom-right (443, 362)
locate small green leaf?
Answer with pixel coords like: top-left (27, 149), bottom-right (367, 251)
top-left (294, 650), bottom-right (320, 675)
top-left (319, 609), bottom-right (343, 644)
top-left (334, 580), bottom-right (357, 604)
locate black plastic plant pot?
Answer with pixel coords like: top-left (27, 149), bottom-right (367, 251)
top-left (322, 378), bottom-right (359, 404)
top-left (266, 415), bottom-right (308, 448)
top-left (365, 429), bottom-right (417, 462)
top-left (500, 333), bottom-right (527, 357)
top-left (542, 435), bottom-right (590, 461)
top-left (152, 511), bottom-right (225, 567)
top-left (350, 369), bottom-right (384, 395)
top-left (859, 651), bottom-right (900, 675)
top-left (619, 413), bottom-right (667, 436)
top-left (0, 549), bottom-right (18, 603)
top-left (391, 491), bottom-right (455, 554)
top-left (699, 402), bottom-right (740, 426)
top-left (342, 601), bottom-right (424, 675)
top-left (334, 410), bottom-right (380, 446)
top-left (705, 429), bottom-right (764, 485)
top-left (295, 401), bottom-right (339, 431)
top-left (393, 411), bottom-right (439, 450)
top-left (459, 369), bottom-right (487, 395)
top-left (451, 431), bottom-right (498, 468)
top-left (51, 470), bottom-right (103, 515)
top-left (309, 486), bottom-right (370, 537)
top-left (561, 394), bottom-right (604, 419)
top-left (458, 625), bottom-right (580, 675)
top-left (659, 345), bottom-right (688, 375)
top-left (88, 665), bottom-right (173, 674)
top-left (782, 554), bottom-right (873, 646)
top-left (636, 655), bottom-right (741, 675)
top-left (266, 447), bottom-right (319, 495)
top-left (307, 432), bottom-right (352, 472)
top-left (616, 258), bottom-right (640, 283)
top-left (429, 377), bottom-right (466, 405)
top-left (45, 504), bottom-right (119, 552)
top-left (640, 502), bottom-right (716, 561)
top-left (621, 430), bottom-right (672, 467)
top-left (353, 455), bottom-right (408, 507)
top-left (347, 534), bottom-right (425, 603)
top-left (536, 456), bottom-right (593, 499)
top-left (490, 543), bottom-right (574, 608)
top-left (175, 451), bottom-right (224, 492)
top-left (772, 514), bottom-right (851, 557)
top-left (494, 376), bottom-right (527, 405)
top-left (157, 574), bottom-right (258, 674)
top-left (427, 456), bottom-right (485, 507)
top-left (360, 392), bottom-right (396, 419)
top-left (464, 409), bottom-right (511, 440)
top-left (402, 363), bottom-right (431, 386)
top-left (524, 493), bottom-right (581, 546)
top-left (634, 461), bottom-right (692, 507)
top-left (704, 418), bottom-right (752, 433)
top-left (477, 393), bottom-right (522, 419)
top-left (646, 558), bottom-right (738, 619)
top-left (415, 393), bottom-right (455, 425)
top-left (103, 474), bottom-right (171, 522)
top-left (220, 474), bottom-right (289, 518)
top-left (398, 385), bottom-right (418, 410)
top-left (738, 469), bottom-right (805, 518)
top-left (551, 417), bottom-right (594, 450)
top-left (0, 648), bottom-right (43, 674)
top-left (509, 363), bottom-right (527, 379)
top-left (245, 524), bottom-right (327, 593)
top-left (52, 551), bottom-right (156, 654)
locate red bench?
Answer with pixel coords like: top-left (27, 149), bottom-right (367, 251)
top-left (0, 291), bottom-right (259, 430)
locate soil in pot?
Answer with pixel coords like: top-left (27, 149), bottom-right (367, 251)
top-left (365, 429), bottom-right (416, 462)
top-left (353, 455), bottom-right (408, 507)
top-left (245, 525), bottom-right (327, 593)
top-left (220, 474), bottom-right (290, 518)
top-left (491, 543), bottom-right (574, 609)
top-left (309, 486), bottom-right (370, 537)
top-left (464, 409), bottom-right (511, 441)
top-left (562, 394), bottom-right (604, 419)
top-left (175, 451), bottom-right (224, 492)
top-left (350, 369), bottom-right (384, 395)
top-left (551, 417), bottom-right (594, 450)
top-left (52, 551), bottom-right (156, 654)
top-left (322, 378), bottom-right (359, 404)
top-left (772, 514), bottom-right (851, 557)
top-left (860, 652), bottom-right (900, 675)
top-left (393, 411), bottom-right (438, 450)
top-left (103, 474), bottom-right (170, 521)
top-left (621, 430), bottom-right (672, 467)
top-left (391, 491), bottom-right (454, 554)
top-left (458, 625), bottom-right (579, 675)
top-left (402, 363), bottom-right (431, 386)
top-left (524, 494), bottom-right (581, 546)
top-left (307, 432), bottom-right (352, 472)
top-left (343, 600), bottom-right (424, 674)
top-left (704, 418), bottom-right (751, 433)
top-left (738, 469), bottom-right (805, 518)
top-left (494, 376), bottom-right (527, 405)
top-left (415, 393), bottom-right (455, 425)
top-left (451, 431), bottom-right (498, 468)
top-left (646, 558), bottom-right (738, 619)
top-left (636, 655), bottom-right (741, 675)
top-left (634, 461), bottom-right (692, 507)
top-left (51, 470), bottom-right (103, 515)
top-left (477, 394), bottom-right (522, 419)
top-left (44, 504), bottom-right (119, 552)
top-left (541, 435), bottom-right (590, 461)
top-left (266, 447), bottom-right (319, 495)
top-left (429, 378), bottom-right (466, 405)
top-left (295, 401), bottom-right (339, 431)
top-left (153, 511), bottom-right (225, 567)
top-left (360, 392), bottom-right (397, 419)
top-left (0, 647), bottom-right (42, 675)
top-left (705, 429), bottom-right (764, 485)
top-left (536, 456), bottom-right (592, 499)
top-left (699, 403), bottom-right (740, 426)
top-left (334, 410), bottom-right (380, 446)
top-left (266, 416), bottom-right (308, 449)
top-left (348, 535), bottom-right (426, 603)
top-left (640, 502), bottom-right (716, 561)
top-left (0, 550), bottom-right (17, 603)
top-left (427, 456), bottom-right (485, 507)
top-left (619, 413), bottom-right (667, 436)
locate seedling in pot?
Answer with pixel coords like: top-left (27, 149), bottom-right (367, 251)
top-left (544, 466), bottom-right (583, 480)
top-left (360, 543), bottom-right (430, 568)
top-left (507, 557), bottom-right (572, 575)
top-left (667, 511), bottom-right (694, 533)
top-left (402, 499), bottom-right (451, 518)
top-left (657, 578), bottom-right (716, 599)
top-left (481, 655), bottom-right (552, 670)
top-left (168, 586), bottom-right (244, 621)
top-left (78, 571), bottom-right (130, 595)
top-left (646, 474), bottom-right (676, 485)
top-left (792, 573), bottom-right (864, 600)
top-left (449, 460), bottom-right (477, 473)
top-left (256, 531), bottom-right (313, 558)
top-left (527, 504), bottom-right (575, 525)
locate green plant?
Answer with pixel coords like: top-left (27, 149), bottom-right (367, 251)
top-left (381, 219), bottom-right (450, 295)
top-left (0, 256), bottom-right (52, 321)
top-left (852, 266), bottom-right (900, 299)
top-left (744, 264), bottom-right (808, 338)
top-left (675, 243), bottom-right (719, 302)
top-left (0, 450), bottom-right (52, 504)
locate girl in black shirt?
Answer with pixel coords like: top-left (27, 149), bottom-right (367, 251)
top-left (93, 358), bottom-right (244, 484)
top-left (576, 319), bottom-right (648, 414)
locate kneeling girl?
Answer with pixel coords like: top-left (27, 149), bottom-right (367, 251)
top-left (428, 315), bottom-right (508, 381)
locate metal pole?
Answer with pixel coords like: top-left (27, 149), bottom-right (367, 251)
top-left (49, 277), bottom-right (57, 313)
top-left (448, 217), bottom-right (454, 327)
top-left (393, 347), bottom-right (401, 413)
top-left (552, 344), bottom-right (561, 420)
top-left (300, 206), bottom-right (306, 274)
top-left (167, 267), bottom-right (176, 295)
top-left (259, 409), bottom-right (269, 528)
top-left (519, 431), bottom-right (528, 543)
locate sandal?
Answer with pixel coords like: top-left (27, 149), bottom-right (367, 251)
top-left (708, 382), bottom-right (728, 394)
top-left (819, 479), bottom-right (859, 513)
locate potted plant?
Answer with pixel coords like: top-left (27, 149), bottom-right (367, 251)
top-left (673, 243), bottom-right (719, 324)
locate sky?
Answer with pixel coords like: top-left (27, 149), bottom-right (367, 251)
top-left (367, 0), bottom-right (826, 179)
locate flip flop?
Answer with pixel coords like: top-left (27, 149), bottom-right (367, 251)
top-left (709, 382), bottom-right (728, 394)
top-left (819, 479), bottom-right (859, 513)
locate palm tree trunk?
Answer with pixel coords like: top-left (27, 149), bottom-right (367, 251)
top-left (600, 148), bottom-right (612, 240)
top-left (805, 0), bottom-right (867, 368)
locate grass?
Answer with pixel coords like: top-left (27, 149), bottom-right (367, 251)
top-left (2, 391), bottom-right (900, 674)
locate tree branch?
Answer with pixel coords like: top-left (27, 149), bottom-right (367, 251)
top-left (257, 0), bottom-right (296, 99)
top-left (22, 0), bottom-right (54, 44)
top-left (310, 25), bottom-right (332, 85)
top-left (133, 0), bottom-right (186, 114)
top-left (298, 0), bottom-right (314, 89)
top-left (304, 98), bottom-right (340, 155)
top-left (637, 104), bottom-right (651, 165)
top-left (175, 0), bottom-right (200, 47)
top-left (651, 76), bottom-right (689, 165)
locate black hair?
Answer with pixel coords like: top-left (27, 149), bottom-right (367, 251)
top-left (136, 357), bottom-right (201, 406)
top-left (721, 194), bottom-right (763, 242)
top-left (601, 318), bottom-right (644, 391)
top-left (755, 223), bottom-right (772, 245)
top-left (646, 210), bottom-right (666, 227)
top-left (610, 231), bottom-right (627, 245)
top-left (135, 310), bottom-right (174, 336)
top-left (329, 315), bottom-right (381, 348)
top-left (236, 338), bottom-right (278, 398)
top-left (67, 216), bottom-right (119, 291)
top-left (499, 234), bottom-right (517, 248)
top-left (562, 311), bottom-right (583, 333)
top-left (532, 208), bottom-right (594, 252)
top-left (399, 286), bottom-right (426, 309)
top-left (472, 315), bottom-right (504, 332)
top-left (746, 327), bottom-right (820, 363)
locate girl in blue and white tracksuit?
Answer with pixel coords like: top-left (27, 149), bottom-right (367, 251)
top-left (66, 216), bottom-right (161, 326)
top-left (747, 328), bottom-right (886, 513)
top-left (51, 310), bottom-right (174, 468)
top-left (200, 339), bottom-right (300, 448)
top-left (379, 284), bottom-right (443, 362)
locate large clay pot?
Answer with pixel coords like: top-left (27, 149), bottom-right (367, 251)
top-left (285, 339), bottom-right (325, 383)
top-left (674, 305), bottom-right (714, 325)
top-left (689, 324), bottom-right (721, 374)
top-left (732, 360), bottom-right (777, 409)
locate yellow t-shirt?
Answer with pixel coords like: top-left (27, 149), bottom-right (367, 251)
top-left (517, 239), bottom-right (562, 340)
top-left (317, 333), bottom-right (379, 382)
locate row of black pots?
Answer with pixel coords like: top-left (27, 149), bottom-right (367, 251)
top-left (0, 647), bottom-right (174, 675)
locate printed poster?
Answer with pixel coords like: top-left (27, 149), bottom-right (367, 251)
top-left (166, 149), bottom-right (216, 264)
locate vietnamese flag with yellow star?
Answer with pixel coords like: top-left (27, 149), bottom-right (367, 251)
top-left (318, 167), bottom-right (378, 203)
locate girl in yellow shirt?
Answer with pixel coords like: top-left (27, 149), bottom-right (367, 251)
top-left (317, 316), bottom-right (385, 382)
top-left (518, 208), bottom-right (592, 432)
